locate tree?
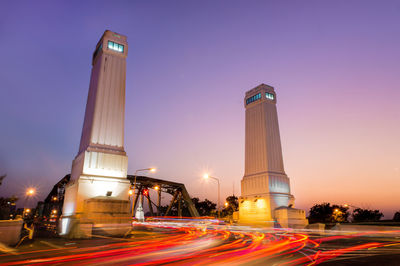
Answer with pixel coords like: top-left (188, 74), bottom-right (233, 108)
top-left (308, 203), bottom-right (349, 224)
top-left (352, 208), bottom-right (383, 222)
top-left (221, 195), bottom-right (238, 217)
top-left (192, 198), bottom-right (216, 216)
top-left (393, 211), bottom-right (400, 222)
top-left (158, 197), bottom-right (216, 217)
top-left (0, 195), bottom-right (18, 220)
top-left (0, 174), bottom-right (6, 186)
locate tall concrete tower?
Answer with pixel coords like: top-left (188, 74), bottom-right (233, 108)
top-left (239, 84), bottom-right (307, 227)
top-left (61, 30), bottom-right (131, 237)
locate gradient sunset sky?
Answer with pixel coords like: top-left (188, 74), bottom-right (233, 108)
top-left (1, 1), bottom-right (399, 217)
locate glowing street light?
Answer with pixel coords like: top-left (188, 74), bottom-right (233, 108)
top-left (343, 203), bottom-right (361, 209)
top-left (203, 173), bottom-right (221, 218)
top-left (128, 189), bottom-right (134, 195)
top-left (24, 188), bottom-right (36, 216)
top-left (26, 188), bottom-right (35, 196)
top-left (154, 185), bottom-right (160, 191)
top-left (224, 202), bottom-right (229, 208)
top-left (133, 168), bottom-right (157, 189)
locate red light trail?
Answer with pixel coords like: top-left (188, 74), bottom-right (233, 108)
top-left (1, 220), bottom-right (400, 265)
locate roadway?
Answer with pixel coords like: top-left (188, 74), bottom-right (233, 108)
top-left (1, 221), bottom-right (400, 265)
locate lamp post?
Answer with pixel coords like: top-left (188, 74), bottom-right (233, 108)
top-left (131, 168), bottom-right (156, 216)
top-left (24, 188), bottom-right (35, 218)
top-left (343, 203), bottom-right (361, 209)
top-left (343, 203), bottom-right (362, 223)
top-left (154, 185), bottom-right (161, 216)
top-left (203, 173), bottom-right (221, 218)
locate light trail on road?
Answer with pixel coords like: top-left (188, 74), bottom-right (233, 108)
top-left (1, 220), bottom-right (400, 265)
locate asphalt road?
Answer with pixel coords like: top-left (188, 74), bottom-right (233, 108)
top-left (1, 222), bottom-right (400, 265)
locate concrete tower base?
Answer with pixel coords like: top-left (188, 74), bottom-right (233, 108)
top-left (238, 195), bottom-right (274, 226)
top-left (237, 198), bottom-right (308, 228)
top-left (60, 197), bottom-right (131, 238)
top-left (61, 176), bottom-right (132, 238)
top-left (274, 207), bottom-right (308, 229)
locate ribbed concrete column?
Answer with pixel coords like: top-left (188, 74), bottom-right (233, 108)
top-left (239, 84), bottom-right (294, 225)
top-left (61, 30), bottom-right (131, 237)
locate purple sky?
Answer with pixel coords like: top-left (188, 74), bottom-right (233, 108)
top-left (1, 1), bottom-right (399, 217)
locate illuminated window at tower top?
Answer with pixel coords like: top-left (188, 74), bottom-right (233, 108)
top-left (108, 41), bottom-right (124, 53)
top-left (246, 93), bottom-right (261, 105)
top-left (266, 92), bottom-right (275, 100)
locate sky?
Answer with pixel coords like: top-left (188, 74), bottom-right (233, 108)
top-left (0, 1), bottom-right (399, 218)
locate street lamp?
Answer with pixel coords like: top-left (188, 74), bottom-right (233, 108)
top-left (131, 168), bottom-right (157, 216)
top-left (133, 168), bottom-right (156, 191)
top-left (26, 188), bottom-right (35, 196)
top-left (344, 203), bottom-right (360, 209)
top-left (153, 185), bottom-right (161, 216)
top-left (24, 188), bottom-right (35, 216)
top-left (203, 173), bottom-right (221, 218)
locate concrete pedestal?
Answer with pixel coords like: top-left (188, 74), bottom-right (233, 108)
top-left (306, 223), bottom-right (326, 232)
top-left (274, 207), bottom-right (308, 229)
top-left (0, 219), bottom-right (23, 246)
top-left (238, 196), bottom-right (274, 226)
top-left (61, 197), bottom-right (131, 238)
top-left (86, 197), bottom-right (131, 236)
